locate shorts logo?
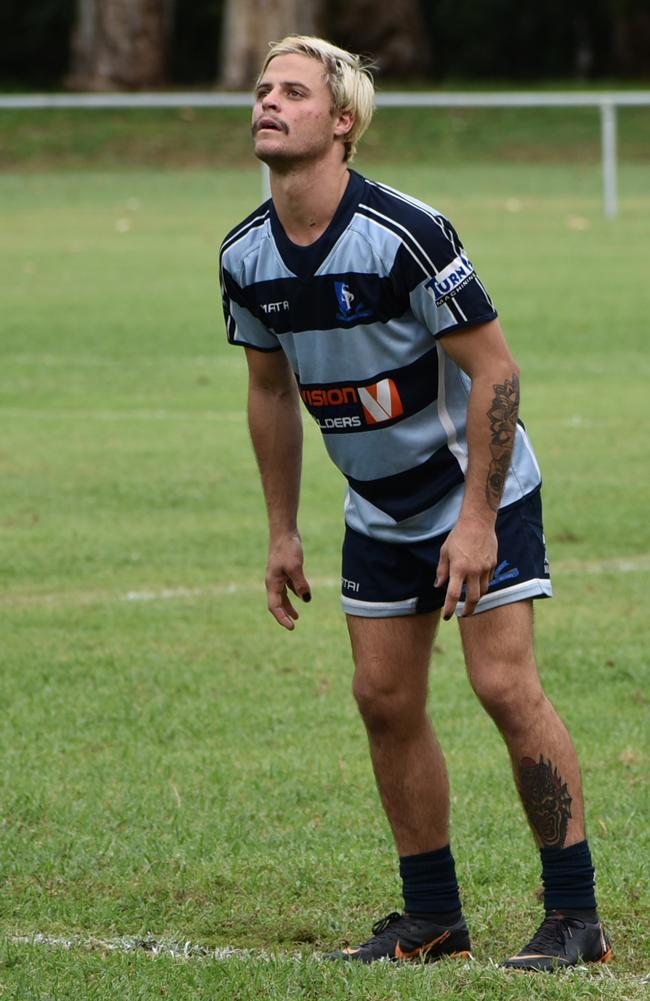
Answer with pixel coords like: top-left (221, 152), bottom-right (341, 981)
top-left (489, 560), bottom-right (520, 589)
top-left (425, 252), bottom-right (476, 306)
top-left (335, 281), bottom-right (373, 322)
top-left (358, 378), bottom-right (404, 424)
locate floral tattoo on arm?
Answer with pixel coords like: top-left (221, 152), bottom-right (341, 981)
top-left (485, 373), bottom-right (520, 512)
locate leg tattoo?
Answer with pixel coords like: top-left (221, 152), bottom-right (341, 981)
top-left (519, 755), bottom-right (572, 848)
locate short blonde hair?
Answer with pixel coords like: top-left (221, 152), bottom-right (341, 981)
top-left (257, 35), bottom-right (375, 162)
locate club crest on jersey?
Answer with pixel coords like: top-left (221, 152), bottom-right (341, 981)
top-left (335, 281), bottom-right (373, 323)
top-left (425, 252), bottom-right (476, 306)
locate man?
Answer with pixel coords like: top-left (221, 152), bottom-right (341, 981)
top-left (219, 35), bottom-right (611, 970)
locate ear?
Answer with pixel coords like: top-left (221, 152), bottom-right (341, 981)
top-left (334, 108), bottom-right (355, 140)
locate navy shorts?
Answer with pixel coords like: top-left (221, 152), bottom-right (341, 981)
top-left (341, 487), bottom-right (552, 618)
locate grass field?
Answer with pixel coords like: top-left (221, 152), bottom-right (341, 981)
top-left (1, 119), bottom-right (649, 999)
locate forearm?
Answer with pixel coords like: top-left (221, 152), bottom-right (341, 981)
top-left (248, 378), bottom-right (303, 540)
top-left (461, 366), bottom-right (520, 521)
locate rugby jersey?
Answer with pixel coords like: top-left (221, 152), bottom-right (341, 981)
top-left (220, 170), bottom-right (541, 543)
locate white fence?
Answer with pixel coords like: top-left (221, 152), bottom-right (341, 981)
top-left (2, 90), bottom-right (650, 217)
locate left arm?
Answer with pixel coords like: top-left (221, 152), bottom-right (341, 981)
top-left (435, 318), bottom-right (520, 619)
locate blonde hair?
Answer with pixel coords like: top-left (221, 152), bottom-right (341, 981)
top-left (257, 35), bottom-right (376, 162)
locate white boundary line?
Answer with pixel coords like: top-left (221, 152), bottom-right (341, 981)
top-left (8, 933), bottom-right (647, 982)
top-left (2, 557), bottom-right (649, 610)
top-left (1, 408), bottom-right (243, 423)
top-left (8, 933), bottom-right (264, 961)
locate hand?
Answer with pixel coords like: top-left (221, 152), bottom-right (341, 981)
top-left (435, 517), bottom-right (498, 620)
top-left (265, 534), bottom-right (312, 630)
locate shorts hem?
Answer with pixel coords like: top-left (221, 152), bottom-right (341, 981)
top-left (341, 595), bottom-right (418, 617)
top-left (455, 578), bottom-right (553, 617)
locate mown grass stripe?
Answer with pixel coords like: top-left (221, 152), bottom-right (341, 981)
top-left (1, 557), bottom-right (649, 610)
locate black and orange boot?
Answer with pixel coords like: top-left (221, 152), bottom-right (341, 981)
top-left (325, 910), bottom-right (472, 964)
top-left (502, 912), bottom-right (612, 971)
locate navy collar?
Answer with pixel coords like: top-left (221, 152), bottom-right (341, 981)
top-left (269, 169), bottom-right (366, 280)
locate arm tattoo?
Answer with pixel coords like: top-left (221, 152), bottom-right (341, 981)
top-left (519, 755), bottom-right (573, 849)
top-left (485, 373), bottom-right (520, 512)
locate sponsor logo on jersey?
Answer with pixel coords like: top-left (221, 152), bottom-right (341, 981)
top-left (316, 416), bottom-right (363, 429)
top-left (358, 378), bottom-right (404, 424)
top-left (300, 377), bottom-right (404, 431)
top-left (335, 281), bottom-right (373, 322)
top-left (425, 252), bottom-right (476, 306)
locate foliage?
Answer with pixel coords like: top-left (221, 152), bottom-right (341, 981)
top-left (0, 0), bottom-right (76, 87)
top-left (1, 0), bottom-right (649, 88)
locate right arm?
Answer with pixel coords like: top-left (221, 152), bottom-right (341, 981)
top-left (245, 346), bottom-right (311, 630)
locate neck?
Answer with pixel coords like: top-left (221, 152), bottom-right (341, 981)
top-left (268, 159), bottom-right (350, 246)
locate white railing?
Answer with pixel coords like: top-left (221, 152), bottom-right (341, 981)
top-left (2, 90), bottom-right (649, 217)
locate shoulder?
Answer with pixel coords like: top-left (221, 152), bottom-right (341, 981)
top-left (220, 199), bottom-right (273, 270)
top-left (357, 178), bottom-right (463, 268)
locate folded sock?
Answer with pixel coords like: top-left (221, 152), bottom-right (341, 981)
top-left (400, 845), bottom-right (462, 915)
top-left (540, 840), bottom-right (597, 911)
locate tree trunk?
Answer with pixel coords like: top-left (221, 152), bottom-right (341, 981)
top-left (612, 4), bottom-right (650, 76)
top-left (67, 0), bottom-right (172, 90)
top-left (219, 0), bottom-right (324, 90)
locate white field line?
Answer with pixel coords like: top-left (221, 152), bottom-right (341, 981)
top-left (2, 556), bottom-right (650, 610)
top-left (9, 933), bottom-right (264, 961)
top-left (2, 408), bottom-right (243, 423)
top-left (8, 933), bottom-right (645, 983)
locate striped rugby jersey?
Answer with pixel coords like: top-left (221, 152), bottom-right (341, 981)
top-left (220, 170), bottom-right (541, 543)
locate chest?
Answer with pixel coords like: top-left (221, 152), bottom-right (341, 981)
top-left (247, 273), bottom-right (406, 336)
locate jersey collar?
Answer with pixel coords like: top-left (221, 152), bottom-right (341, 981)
top-left (269, 169), bottom-right (366, 280)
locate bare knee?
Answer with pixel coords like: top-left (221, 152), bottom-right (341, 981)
top-left (470, 662), bottom-right (545, 731)
top-left (352, 674), bottom-right (425, 738)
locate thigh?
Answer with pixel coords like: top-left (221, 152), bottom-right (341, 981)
top-left (341, 526), bottom-right (447, 618)
top-left (347, 611), bottom-right (440, 700)
top-left (458, 599), bottom-right (541, 691)
top-left (455, 486), bottom-right (552, 617)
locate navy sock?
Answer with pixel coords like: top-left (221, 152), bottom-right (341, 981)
top-left (399, 845), bottom-right (462, 917)
top-left (540, 839), bottom-right (597, 912)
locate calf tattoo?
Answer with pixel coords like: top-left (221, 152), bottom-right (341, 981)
top-left (519, 755), bottom-right (573, 848)
top-left (486, 373), bottom-right (520, 511)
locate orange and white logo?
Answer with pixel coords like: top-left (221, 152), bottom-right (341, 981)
top-left (357, 378), bottom-right (404, 425)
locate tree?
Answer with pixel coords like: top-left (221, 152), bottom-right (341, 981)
top-left (328, 0), bottom-right (432, 78)
top-left (219, 0), bottom-right (324, 89)
top-left (67, 0), bottom-right (173, 90)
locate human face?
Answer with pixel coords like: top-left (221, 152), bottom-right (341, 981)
top-left (252, 53), bottom-right (352, 167)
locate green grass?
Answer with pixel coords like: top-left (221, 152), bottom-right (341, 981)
top-left (0, 160), bottom-right (649, 998)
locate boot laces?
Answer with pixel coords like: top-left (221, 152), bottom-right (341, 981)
top-left (525, 914), bottom-right (586, 955)
top-left (363, 912), bottom-right (406, 946)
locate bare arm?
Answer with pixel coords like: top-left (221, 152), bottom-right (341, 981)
top-left (245, 346), bottom-right (311, 630)
top-left (435, 318), bottom-right (520, 619)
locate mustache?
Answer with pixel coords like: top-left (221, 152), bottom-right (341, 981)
top-left (252, 116), bottom-right (288, 135)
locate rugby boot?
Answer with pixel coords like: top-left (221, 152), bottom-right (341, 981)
top-left (325, 910), bottom-right (472, 963)
top-left (502, 912), bottom-right (612, 971)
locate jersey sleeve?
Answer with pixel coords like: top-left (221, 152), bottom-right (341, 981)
top-left (393, 214), bottom-right (497, 338)
top-left (220, 260), bottom-right (281, 353)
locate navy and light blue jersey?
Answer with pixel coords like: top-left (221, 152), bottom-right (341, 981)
top-left (220, 170), bottom-right (541, 543)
